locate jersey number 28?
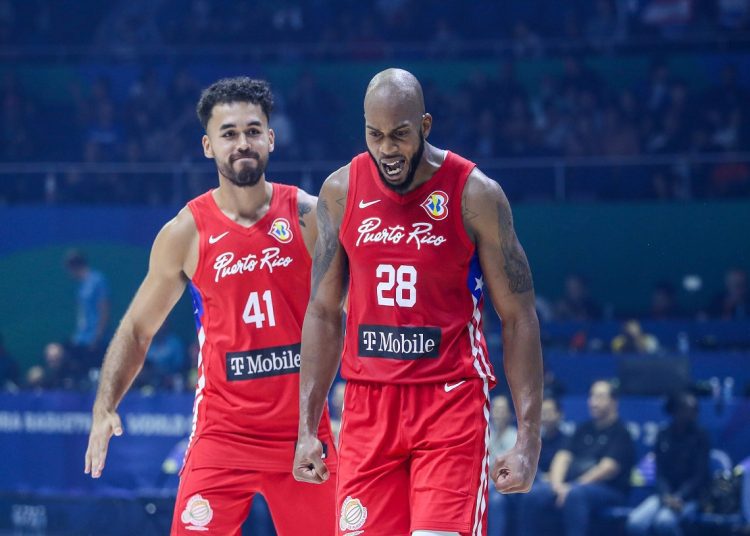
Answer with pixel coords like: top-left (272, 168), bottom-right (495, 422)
top-left (376, 264), bottom-right (417, 307)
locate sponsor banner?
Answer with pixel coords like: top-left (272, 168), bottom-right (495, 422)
top-left (358, 325), bottom-right (441, 359)
top-left (226, 343), bottom-right (301, 381)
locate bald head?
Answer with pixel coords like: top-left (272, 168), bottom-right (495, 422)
top-left (365, 68), bottom-right (425, 117)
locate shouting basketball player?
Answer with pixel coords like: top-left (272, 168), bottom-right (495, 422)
top-left (293, 68), bottom-right (543, 536)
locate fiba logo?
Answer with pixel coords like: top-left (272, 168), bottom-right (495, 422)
top-left (420, 190), bottom-right (449, 220)
top-left (339, 496), bottom-right (368, 531)
top-left (268, 217), bottom-right (293, 243)
top-left (181, 494), bottom-right (213, 531)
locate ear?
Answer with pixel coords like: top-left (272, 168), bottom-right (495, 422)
top-left (268, 128), bottom-right (275, 153)
top-left (421, 113), bottom-right (433, 139)
top-left (202, 134), bottom-right (213, 159)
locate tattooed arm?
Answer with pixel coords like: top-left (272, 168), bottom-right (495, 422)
top-left (293, 165), bottom-right (350, 484)
top-left (297, 188), bottom-right (318, 256)
top-left (463, 169), bottom-right (543, 493)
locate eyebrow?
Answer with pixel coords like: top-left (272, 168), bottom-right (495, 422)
top-left (366, 121), bottom-right (411, 134)
top-left (219, 120), bottom-right (263, 131)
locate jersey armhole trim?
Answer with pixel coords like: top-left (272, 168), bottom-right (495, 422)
top-left (338, 164), bottom-right (357, 243)
top-left (289, 185), bottom-right (313, 267)
top-left (454, 164), bottom-right (477, 259)
top-left (187, 200), bottom-right (206, 284)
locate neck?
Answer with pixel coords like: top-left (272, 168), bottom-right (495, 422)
top-left (214, 177), bottom-right (272, 225)
top-left (407, 143), bottom-right (445, 192)
top-left (594, 413), bottom-right (617, 428)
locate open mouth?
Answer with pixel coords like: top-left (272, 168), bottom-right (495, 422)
top-left (381, 158), bottom-right (405, 177)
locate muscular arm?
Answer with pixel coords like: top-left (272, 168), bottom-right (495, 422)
top-left (294, 166), bottom-right (350, 483)
top-left (297, 188), bottom-right (319, 257)
top-left (85, 208), bottom-right (196, 477)
top-left (463, 169), bottom-right (544, 492)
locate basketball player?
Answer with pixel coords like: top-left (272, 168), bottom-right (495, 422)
top-left (293, 68), bottom-right (543, 536)
top-left (84, 77), bottom-right (337, 535)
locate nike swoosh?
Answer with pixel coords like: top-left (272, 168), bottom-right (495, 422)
top-left (359, 199), bottom-right (381, 208)
top-left (444, 380), bottom-right (467, 392)
top-left (208, 231), bottom-right (229, 244)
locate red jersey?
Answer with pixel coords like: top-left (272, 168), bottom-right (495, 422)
top-left (185, 183), bottom-right (335, 471)
top-left (339, 151), bottom-right (496, 386)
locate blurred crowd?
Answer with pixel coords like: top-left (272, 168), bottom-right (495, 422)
top-left (2, 0), bottom-right (750, 51)
top-left (2, 2), bottom-right (750, 203)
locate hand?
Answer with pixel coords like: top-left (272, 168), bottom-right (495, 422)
top-left (553, 483), bottom-right (572, 507)
top-left (293, 434), bottom-right (330, 484)
top-left (84, 408), bottom-right (123, 478)
top-left (491, 442), bottom-right (540, 493)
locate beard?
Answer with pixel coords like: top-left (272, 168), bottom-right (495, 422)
top-left (217, 153), bottom-right (267, 188)
top-left (369, 133), bottom-right (425, 194)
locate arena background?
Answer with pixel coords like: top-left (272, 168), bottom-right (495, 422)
top-left (0, 1), bottom-right (749, 534)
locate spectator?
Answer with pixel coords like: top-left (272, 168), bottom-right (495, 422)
top-left (650, 281), bottom-right (681, 319)
top-left (26, 342), bottom-right (75, 390)
top-left (627, 391), bottom-right (709, 536)
top-left (519, 380), bottom-right (635, 536)
top-left (611, 320), bottom-right (660, 354)
top-left (556, 274), bottom-right (603, 321)
top-left (64, 249), bottom-right (111, 374)
top-left (0, 332), bottom-right (20, 390)
top-left (488, 395), bottom-right (518, 536)
top-left (708, 267), bottom-right (750, 319)
top-left (539, 396), bottom-right (568, 477)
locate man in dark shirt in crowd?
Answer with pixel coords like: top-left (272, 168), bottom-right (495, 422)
top-left (539, 395), bottom-right (568, 477)
top-left (627, 391), bottom-right (709, 536)
top-left (519, 380), bottom-right (635, 536)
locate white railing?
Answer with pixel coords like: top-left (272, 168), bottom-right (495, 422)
top-left (0, 152), bottom-right (748, 203)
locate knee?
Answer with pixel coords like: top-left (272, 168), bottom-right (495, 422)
top-left (653, 510), bottom-right (679, 535)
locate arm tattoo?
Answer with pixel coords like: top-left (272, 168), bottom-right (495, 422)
top-left (311, 198), bottom-right (339, 298)
top-left (498, 200), bottom-right (534, 294)
top-left (298, 200), bottom-right (312, 227)
top-left (462, 192), bottom-right (479, 221)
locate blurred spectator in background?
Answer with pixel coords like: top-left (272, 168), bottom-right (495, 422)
top-left (489, 395), bottom-right (518, 536)
top-left (650, 281), bottom-right (681, 319)
top-left (64, 249), bottom-right (111, 374)
top-left (519, 380), bottom-right (635, 536)
top-left (0, 332), bottom-right (19, 391)
top-left (627, 391), bottom-right (709, 535)
top-left (26, 342), bottom-right (75, 390)
top-left (144, 323), bottom-right (186, 390)
top-left (612, 319), bottom-right (660, 354)
top-left (709, 267), bottom-right (749, 319)
top-left (556, 274), bottom-right (603, 321)
top-left (539, 396), bottom-right (568, 478)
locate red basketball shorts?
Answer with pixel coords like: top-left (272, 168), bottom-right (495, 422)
top-left (171, 448), bottom-right (336, 535)
top-left (336, 379), bottom-right (491, 536)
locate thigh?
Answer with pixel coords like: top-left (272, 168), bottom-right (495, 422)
top-left (407, 380), bottom-right (490, 535)
top-left (336, 382), bottom-right (411, 536)
top-left (260, 471), bottom-right (337, 536)
top-left (171, 457), bottom-right (257, 536)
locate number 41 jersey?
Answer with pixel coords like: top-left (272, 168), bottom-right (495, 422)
top-left (185, 183), bottom-right (335, 472)
top-left (339, 152), bottom-right (496, 387)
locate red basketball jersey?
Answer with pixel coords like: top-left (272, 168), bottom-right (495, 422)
top-left (185, 183), bottom-right (335, 471)
top-left (339, 152), bottom-right (496, 386)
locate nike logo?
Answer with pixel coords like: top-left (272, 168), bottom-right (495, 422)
top-left (359, 199), bottom-right (381, 209)
top-left (208, 231), bottom-right (229, 244)
top-left (444, 380), bottom-right (466, 392)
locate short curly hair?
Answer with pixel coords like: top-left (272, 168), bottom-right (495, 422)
top-left (196, 77), bottom-right (274, 130)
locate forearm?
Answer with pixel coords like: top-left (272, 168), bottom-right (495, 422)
top-left (298, 304), bottom-right (343, 437)
top-left (93, 319), bottom-right (150, 413)
top-left (549, 453), bottom-right (571, 486)
top-left (577, 459), bottom-right (619, 485)
top-left (502, 311), bottom-right (543, 448)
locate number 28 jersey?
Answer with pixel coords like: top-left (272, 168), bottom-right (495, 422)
top-left (339, 152), bottom-right (496, 386)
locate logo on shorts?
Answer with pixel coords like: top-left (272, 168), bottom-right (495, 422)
top-left (181, 494), bottom-right (213, 531)
top-left (339, 496), bottom-right (368, 532)
top-left (421, 190), bottom-right (449, 220)
top-left (268, 217), bottom-right (293, 243)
